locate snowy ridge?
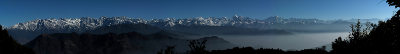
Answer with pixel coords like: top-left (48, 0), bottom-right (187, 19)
top-left (11, 17), bottom-right (145, 31)
top-left (7, 16), bottom-right (365, 44)
top-left (9, 16), bottom-right (332, 31)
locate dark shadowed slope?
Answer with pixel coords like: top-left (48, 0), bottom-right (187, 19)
top-left (88, 23), bottom-right (162, 35)
top-left (0, 25), bottom-right (35, 54)
top-left (25, 31), bottom-right (235, 54)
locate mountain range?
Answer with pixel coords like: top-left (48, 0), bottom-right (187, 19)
top-left (1, 16), bottom-right (384, 54)
top-left (5, 16), bottom-right (379, 44)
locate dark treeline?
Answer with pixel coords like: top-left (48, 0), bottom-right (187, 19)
top-left (158, 40), bottom-right (329, 54)
top-left (208, 47), bottom-right (328, 54)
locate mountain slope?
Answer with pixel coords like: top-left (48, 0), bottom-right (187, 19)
top-left (0, 26), bottom-right (35, 54)
top-left (25, 31), bottom-right (236, 54)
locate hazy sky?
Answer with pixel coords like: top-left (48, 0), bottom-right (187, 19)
top-left (0, 0), bottom-right (397, 26)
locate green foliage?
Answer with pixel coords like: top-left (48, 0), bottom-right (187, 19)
top-left (0, 25), bottom-right (35, 54)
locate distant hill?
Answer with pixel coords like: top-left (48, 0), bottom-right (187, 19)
top-left (25, 31), bottom-right (236, 54)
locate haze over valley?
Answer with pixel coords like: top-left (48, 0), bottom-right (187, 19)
top-left (1, 15), bottom-right (377, 54)
top-left (1, 0), bottom-right (398, 54)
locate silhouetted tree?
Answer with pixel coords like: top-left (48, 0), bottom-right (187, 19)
top-left (387, 0), bottom-right (400, 7)
top-left (331, 0), bottom-right (400, 54)
top-left (387, 0), bottom-right (400, 17)
top-left (188, 40), bottom-right (208, 54)
top-left (0, 25), bottom-right (35, 54)
top-left (331, 19), bottom-right (377, 54)
top-left (158, 46), bottom-right (176, 54)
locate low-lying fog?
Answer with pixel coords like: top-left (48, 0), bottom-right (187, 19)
top-left (186, 32), bottom-right (348, 50)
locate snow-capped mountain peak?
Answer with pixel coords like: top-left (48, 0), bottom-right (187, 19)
top-left (9, 16), bottom-right (336, 31)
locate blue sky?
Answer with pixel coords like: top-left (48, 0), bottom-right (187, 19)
top-left (0, 0), bottom-right (397, 26)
